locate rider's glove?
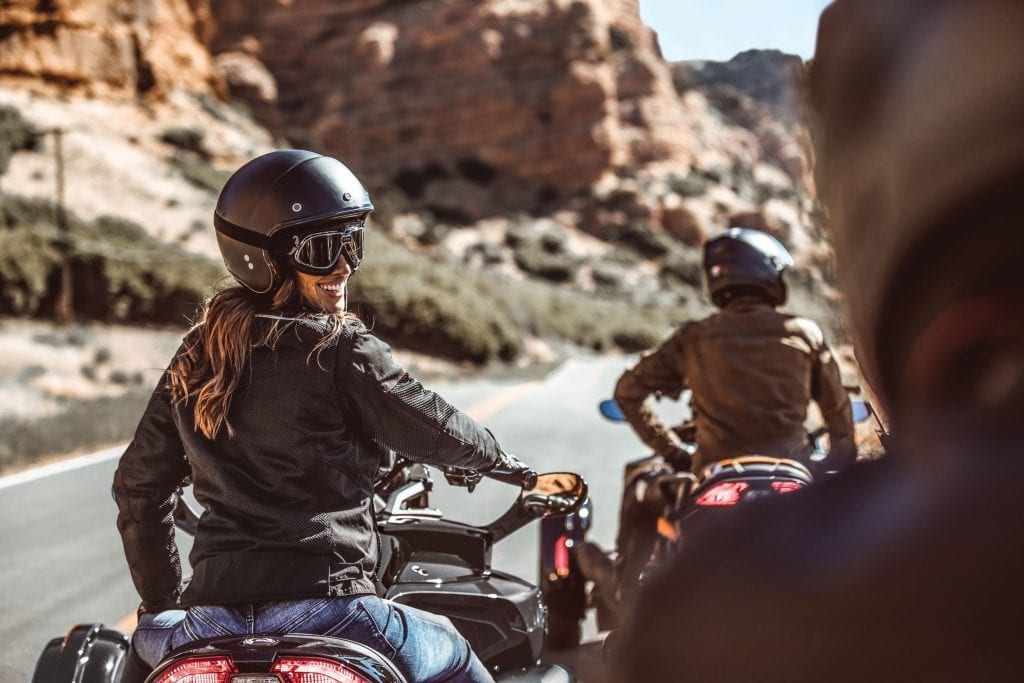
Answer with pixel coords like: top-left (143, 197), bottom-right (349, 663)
top-left (486, 450), bottom-right (531, 477)
top-left (442, 452), bottom-right (531, 492)
top-left (814, 435), bottom-right (857, 478)
top-left (487, 451), bottom-right (536, 489)
top-left (662, 444), bottom-right (695, 472)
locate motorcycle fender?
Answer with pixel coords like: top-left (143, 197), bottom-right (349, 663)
top-left (32, 623), bottom-right (129, 683)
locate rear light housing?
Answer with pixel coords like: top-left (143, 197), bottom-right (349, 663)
top-left (153, 655), bottom-right (370, 683)
top-left (153, 656), bottom-right (236, 682)
top-left (271, 657), bottom-right (370, 683)
top-left (695, 481), bottom-right (749, 507)
top-left (771, 480), bottom-right (804, 495)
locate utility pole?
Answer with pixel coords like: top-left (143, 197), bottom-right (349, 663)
top-left (53, 127), bottom-right (73, 325)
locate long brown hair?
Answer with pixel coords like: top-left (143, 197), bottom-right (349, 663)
top-left (168, 276), bottom-right (349, 439)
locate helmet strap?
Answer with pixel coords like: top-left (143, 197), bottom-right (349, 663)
top-left (214, 213), bottom-right (291, 253)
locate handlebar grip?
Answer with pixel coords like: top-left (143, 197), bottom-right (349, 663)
top-left (486, 468), bottom-right (538, 490)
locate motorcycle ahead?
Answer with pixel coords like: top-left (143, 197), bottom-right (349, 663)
top-left (32, 460), bottom-right (589, 683)
top-left (541, 396), bottom-right (875, 646)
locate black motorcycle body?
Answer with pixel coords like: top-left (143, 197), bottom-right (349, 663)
top-left (542, 398), bottom-right (844, 643)
top-left (546, 395), bottom-right (876, 645)
top-left (33, 462), bottom-right (588, 683)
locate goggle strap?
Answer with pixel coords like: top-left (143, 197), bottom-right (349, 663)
top-left (214, 213), bottom-right (362, 254)
top-left (214, 212), bottom-right (291, 253)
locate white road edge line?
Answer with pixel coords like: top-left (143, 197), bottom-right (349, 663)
top-left (0, 444), bottom-right (125, 491)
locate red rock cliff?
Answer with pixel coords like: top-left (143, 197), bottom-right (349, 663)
top-left (0, 0), bottom-right (219, 97)
top-left (209, 0), bottom-right (697, 217)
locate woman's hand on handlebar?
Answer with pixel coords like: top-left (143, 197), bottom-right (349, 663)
top-left (442, 466), bottom-right (485, 492)
top-left (442, 452), bottom-right (536, 491)
top-left (486, 451), bottom-right (537, 490)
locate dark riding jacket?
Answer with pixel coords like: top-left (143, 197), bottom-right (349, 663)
top-left (614, 298), bottom-right (854, 473)
top-left (113, 316), bottom-right (503, 613)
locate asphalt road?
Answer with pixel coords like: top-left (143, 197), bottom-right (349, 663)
top-left (0, 354), bottom-right (690, 682)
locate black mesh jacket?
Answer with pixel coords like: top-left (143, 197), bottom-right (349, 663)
top-left (113, 317), bottom-right (503, 612)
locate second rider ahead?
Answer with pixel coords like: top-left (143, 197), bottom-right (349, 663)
top-left (582, 227), bottom-right (855, 604)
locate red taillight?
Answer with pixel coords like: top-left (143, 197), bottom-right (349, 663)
top-left (554, 535), bottom-right (571, 577)
top-left (771, 480), bottom-right (804, 494)
top-left (695, 481), bottom-right (749, 507)
top-left (272, 656), bottom-right (370, 683)
top-left (154, 656), bottom-right (236, 683)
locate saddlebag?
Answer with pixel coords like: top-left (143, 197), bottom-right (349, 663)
top-left (32, 623), bottom-right (129, 683)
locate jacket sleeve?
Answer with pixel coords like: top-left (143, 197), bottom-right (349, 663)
top-left (336, 325), bottom-right (502, 472)
top-left (808, 325), bottom-right (857, 467)
top-left (112, 370), bottom-right (190, 613)
top-left (613, 327), bottom-right (688, 459)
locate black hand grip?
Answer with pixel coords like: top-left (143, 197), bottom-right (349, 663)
top-left (486, 468), bottom-right (538, 490)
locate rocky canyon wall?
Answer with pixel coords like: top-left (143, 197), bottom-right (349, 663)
top-left (207, 0), bottom-right (700, 219)
top-left (0, 0), bottom-right (219, 97)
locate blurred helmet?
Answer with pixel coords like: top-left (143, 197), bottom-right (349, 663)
top-left (213, 149), bottom-right (374, 293)
top-left (703, 228), bottom-right (794, 308)
top-left (812, 0), bottom-right (1024, 408)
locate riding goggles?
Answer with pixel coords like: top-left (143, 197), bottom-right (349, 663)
top-left (288, 223), bottom-right (365, 274)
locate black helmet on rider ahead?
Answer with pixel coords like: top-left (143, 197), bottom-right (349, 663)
top-left (703, 227), bottom-right (794, 308)
top-left (214, 149), bottom-right (374, 293)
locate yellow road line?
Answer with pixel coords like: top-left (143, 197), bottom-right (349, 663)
top-left (463, 381), bottom-right (541, 422)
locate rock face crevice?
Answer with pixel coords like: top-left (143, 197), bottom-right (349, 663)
top-left (0, 0), bottom-right (221, 97)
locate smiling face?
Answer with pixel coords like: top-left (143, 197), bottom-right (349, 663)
top-left (294, 258), bottom-right (352, 314)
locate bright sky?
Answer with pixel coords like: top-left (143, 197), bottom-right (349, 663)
top-left (638, 0), bottom-right (832, 62)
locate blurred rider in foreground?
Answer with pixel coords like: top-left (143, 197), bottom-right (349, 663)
top-left (581, 227), bottom-right (854, 604)
top-left (611, 0), bottom-right (1024, 680)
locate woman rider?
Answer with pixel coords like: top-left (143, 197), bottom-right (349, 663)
top-left (113, 149), bottom-right (529, 682)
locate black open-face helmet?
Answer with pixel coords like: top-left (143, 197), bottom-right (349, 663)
top-left (703, 227), bottom-right (794, 308)
top-left (214, 150), bottom-right (374, 293)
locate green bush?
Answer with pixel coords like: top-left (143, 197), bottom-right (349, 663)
top-left (662, 247), bottom-right (705, 288)
top-left (0, 389), bottom-right (151, 473)
top-left (1, 194), bottom-right (685, 365)
top-left (350, 232), bottom-right (684, 363)
top-left (0, 194), bottom-right (225, 325)
top-left (170, 150), bottom-right (232, 193)
top-left (350, 232), bottom-right (523, 363)
top-left (619, 220), bottom-right (674, 257)
top-left (668, 171), bottom-right (711, 198)
top-left (159, 126), bottom-right (206, 154)
top-left (0, 104), bottom-right (41, 176)
top-left (506, 223), bottom-right (579, 283)
top-left (513, 243), bottom-right (578, 282)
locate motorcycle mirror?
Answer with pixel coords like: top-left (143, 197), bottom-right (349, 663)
top-left (851, 399), bottom-right (871, 424)
top-left (599, 399), bottom-right (627, 422)
top-left (520, 472), bottom-right (588, 517)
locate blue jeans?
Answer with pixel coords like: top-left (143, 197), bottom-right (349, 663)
top-left (134, 596), bottom-right (493, 683)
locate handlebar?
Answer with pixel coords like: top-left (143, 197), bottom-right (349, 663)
top-left (442, 465), bottom-right (538, 491)
top-left (486, 467), bottom-right (538, 490)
